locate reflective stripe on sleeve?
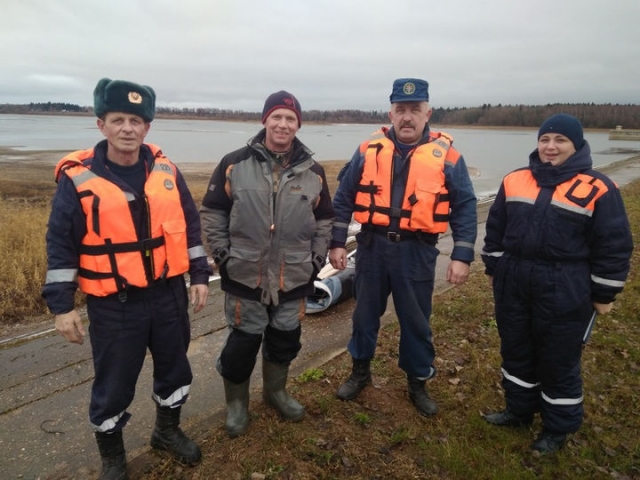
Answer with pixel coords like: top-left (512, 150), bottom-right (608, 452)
top-left (188, 245), bottom-right (207, 260)
top-left (591, 274), bottom-right (626, 288)
top-left (454, 240), bottom-right (475, 249)
top-left (45, 268), bottom-right (78, 284)
top-left (333, 220), bottom-right (351, 230)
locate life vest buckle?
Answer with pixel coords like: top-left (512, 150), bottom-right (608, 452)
top-left (386, 231), bottom-right (402, 242)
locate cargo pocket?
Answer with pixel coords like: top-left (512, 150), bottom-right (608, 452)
top-left (406, 241), bottom-right (437, 282)
top-left (411, 179), bottom-right (443, 231)
top-left (227, 247), bottom-right (262, 288)
top-left (161, 220), bottom-right (189, 275)
top-left (281, 251), bottom-right (313, 292)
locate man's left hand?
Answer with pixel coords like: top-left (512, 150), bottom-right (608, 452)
top-left (447, 260), bottom-right (470, 285)
top-left (190, 284), bottom-right (209, 313)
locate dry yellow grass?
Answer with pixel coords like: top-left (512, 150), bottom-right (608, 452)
top-left (0, 197), bottom-right (51, 321)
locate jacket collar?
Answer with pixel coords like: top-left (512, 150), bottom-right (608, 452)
top-left (90, 139), bottom-right (154, 187)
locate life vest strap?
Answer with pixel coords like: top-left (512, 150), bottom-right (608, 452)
top-left (355, 183), bottom-right (379, 194)
top-left (80, 236), bottom-right (165, 255)
top-left (353, 204), bottom-right (411, 219)
top-left (367, 143), bottom-right (384, 153)
top-left (78, 268), bottom-right (120, 280)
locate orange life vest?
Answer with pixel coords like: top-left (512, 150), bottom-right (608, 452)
top-left (55, 144), bottom-right (189, 296)
top-left (353, 129), bottom-right (454, 233)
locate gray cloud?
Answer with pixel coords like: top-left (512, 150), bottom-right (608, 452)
top-left (1, 0), bottom-right (639, 111)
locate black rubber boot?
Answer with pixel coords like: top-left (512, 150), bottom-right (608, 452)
top-left (149, 405), bottom-right (202, 466)
top-left (407, 376), bottom-right (438, 417)
top-left (95, 431), bottom-right (128, 480)
top-left (483, 409), bottom-right (533, 427)
top-left (531, 430), bottom-right (567, 454)
top-left (262, 360), bottom-right (305, 421)
top-left (223, 378), bottom-right (250, 437)
top-left (336, 359), bottom-right (371, 401)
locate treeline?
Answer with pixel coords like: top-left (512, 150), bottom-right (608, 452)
top-left (429, 103), bottom-right (640, 129)
top-left (0, 102), bottom-right (90, 114)
top-left (2, 102), bottom-right (639, 129)
top-left (154, 104), bottom-right (640, 128)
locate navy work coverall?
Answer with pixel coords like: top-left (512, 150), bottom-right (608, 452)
top-left (42, 140), bottom-right (211, 432)
top-left (331, 126), bottom-right (477, 379)
top-left (482, 142), bottom-right (632, 434)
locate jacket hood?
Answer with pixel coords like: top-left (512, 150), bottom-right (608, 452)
top-left (529, 141), bottom-right (593, 188)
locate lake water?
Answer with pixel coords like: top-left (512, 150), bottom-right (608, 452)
top-left (2, 114), bottom-right (639, 199)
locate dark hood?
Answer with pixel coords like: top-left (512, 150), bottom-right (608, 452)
top-left (529, 141), bottom-right (593, 188)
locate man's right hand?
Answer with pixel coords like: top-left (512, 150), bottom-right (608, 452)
top-left (55, 310), bottom-right (85, 345)
top-left (329, 247), bottom-right (347, 271)
top-left (593, 302), bottom-right (613, 315)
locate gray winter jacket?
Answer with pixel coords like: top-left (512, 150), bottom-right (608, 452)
top-left (200, 130), bottom-right (334, 305)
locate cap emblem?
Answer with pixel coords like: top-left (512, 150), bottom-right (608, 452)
top-left (403, 82), bottom-right (416, 95)
top-left (128, 92), bottom-right (143, 104)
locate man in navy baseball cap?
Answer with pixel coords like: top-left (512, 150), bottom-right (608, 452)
top-left (328, 77), bottom-right (477, 419)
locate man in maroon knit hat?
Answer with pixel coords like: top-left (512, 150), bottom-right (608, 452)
top-left (200, 90), bottom-right (334, 437)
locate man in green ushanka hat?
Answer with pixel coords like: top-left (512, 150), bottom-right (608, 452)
top-left (42, 78), bottom-right (212, 478)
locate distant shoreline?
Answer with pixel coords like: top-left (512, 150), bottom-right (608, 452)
top-left (0, 111), bottom-right (613, 133)
top-left (3, 146), bottom-right (639, 186)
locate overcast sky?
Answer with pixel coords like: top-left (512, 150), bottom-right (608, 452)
top-left (2, 0), bottom-right (639, 112)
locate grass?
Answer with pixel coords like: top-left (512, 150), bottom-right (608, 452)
top-left (0, 151), bottom-right (59, 323)
top-left (135, 179), bottom-right (640, 479)
top-left (0, 197), bottom-right (51, 321)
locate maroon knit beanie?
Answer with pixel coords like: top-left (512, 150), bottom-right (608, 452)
top-left (261, 90), bottom-right (302, 127)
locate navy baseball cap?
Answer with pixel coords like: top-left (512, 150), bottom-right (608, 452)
top-left (390, 78), bottom-right (429, 103)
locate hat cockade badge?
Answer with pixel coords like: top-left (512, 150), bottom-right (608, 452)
top-left (402, 82), bottom-right (416, 95)
top-left (128, 92), bottom-right (143, 104)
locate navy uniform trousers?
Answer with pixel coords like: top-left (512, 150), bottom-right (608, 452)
top-left (87, 276), bottom-right (193, 432)
top-left (348, 231), bottom-right (439, 380)
top-left (493, 255), bottom-right (592, 434)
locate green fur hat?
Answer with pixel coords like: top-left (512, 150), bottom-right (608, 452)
top-left (93, 78), bottom-right (156, 122)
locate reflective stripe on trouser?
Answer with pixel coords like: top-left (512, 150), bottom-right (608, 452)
top-left (88, 276), bottom-right (193, 432)
top-left (217, 294), bottom-right (304, 384)
top-left (349, 231), bottom-right (438, 379)
top-left (493, 257), bottom-right (591, 433)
